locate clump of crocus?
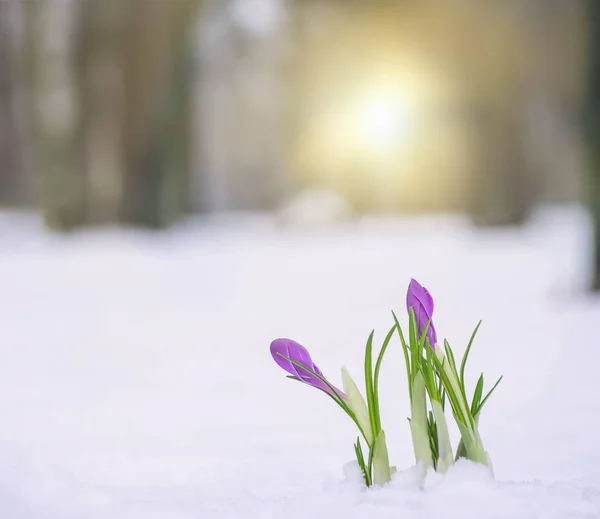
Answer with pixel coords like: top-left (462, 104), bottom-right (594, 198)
top-left (396, 278), bottom-right (502, 475)
top-left (270, 332), bottom-right (396, 487)
top-left (269, 277), bottom-right (502, 486)
top-left (393, 278), bottom-right (453, 473)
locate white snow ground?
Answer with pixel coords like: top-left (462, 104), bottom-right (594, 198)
top-left (0, 206), bottom-right (598, 518)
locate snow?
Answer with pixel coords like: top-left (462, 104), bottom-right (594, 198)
top-left (0, 205), bottom-right (599, 518)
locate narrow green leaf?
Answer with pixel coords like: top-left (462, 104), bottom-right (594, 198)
top-left (444, 340), bottom-right (459, 377)
top-left (420, 347), bottom-right (441, 403)
top-left (443, 340), bottom-right (472, 426)
top-left (430, 354), bottom-right (458, 411)
top-left (460, 320), bottom-right (482, 388)
top-left (278, 354), bottom-right (369, 432)
top-left (427, 411), bottom-right (439, 468)
top-left (470, 374), bottom-right (484, 416)
top-left (409, 308), bottom-right (419, 376)
top-left (392, 311), bottom-right (412, 401)
top-left (354, 437), bottom-right (370, 486)
top-left (431, 352), bottom-right (470, 427)
top-left (431, 399), bottom-right (453, 471)
top-left (278, 353), bottom-right (347, 408)
top-left (373, 324), bottom-right (397, 433)
top-left (419, 316), bottom-right (433, 351)
top-left (364, 331), bottom-right (378, 439)
top-left (409, 309), bottom-right (429, 396)
top-left (474, 375), bottom-right (503, 416)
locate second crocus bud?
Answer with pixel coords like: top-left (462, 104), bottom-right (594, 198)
top-left (406, 278), bottom-right (437, 349)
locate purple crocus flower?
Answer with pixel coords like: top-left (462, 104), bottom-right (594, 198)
top-left (270, 338), bottom-right (346, 400)
top-left (406, 278), bottom-right (438, 349)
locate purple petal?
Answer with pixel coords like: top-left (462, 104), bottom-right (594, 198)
top-left (421, 287), bottom-right (435, 316)
top-left (407, 278), bottom-right (434, 316)
top-left (270, 338), bottom-right (346, 399)
top-left (426, 323), bottom-right (438, 349)
top-left (406, 278), bottom-right (437, 349)
top-left (270, 338), bottom-right (305, 376)
top-left (406, 279), bottom-right (420, 313)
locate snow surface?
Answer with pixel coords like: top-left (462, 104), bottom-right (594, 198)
top-left (0, 206), bottom-right (599, 518)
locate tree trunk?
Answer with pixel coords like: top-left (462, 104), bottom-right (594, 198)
top-left (117, 0), bottom-right (201, 228)
top-left (584, 0), bottom-right (600, 291)
top-left (21, 0), bottom-right (200, 231)
top-left (27, 0), bottom-right (87, 230)
top-left (467, 100), bottom-right (533, 227)
top-left (464, 3), bottom-right (535, 227)
top-left (72, 0), bottom-right (129, 225)
top-left (0, 0), bottom-right (27, 205)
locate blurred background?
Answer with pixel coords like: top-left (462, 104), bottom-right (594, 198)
top-left (1, 4), bottom-right (600, 512)
top-left (0, 0), bottom-right (599, 287)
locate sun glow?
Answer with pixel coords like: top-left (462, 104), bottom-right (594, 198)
top-left (358, 93), bottom-right (413, 153)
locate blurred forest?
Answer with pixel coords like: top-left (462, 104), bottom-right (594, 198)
top-left (0, 0), bottom-right (599, 285)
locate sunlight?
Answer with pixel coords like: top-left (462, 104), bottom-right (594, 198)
top-left (350, 83), bottom-right (421, 165)
top-left (359, 95), bottom-right (412, 151)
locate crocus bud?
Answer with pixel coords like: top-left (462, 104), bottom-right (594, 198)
top-left (406, 278), bottom-right (437, 349)
top-left (270, 338), bottom-right (346, 400)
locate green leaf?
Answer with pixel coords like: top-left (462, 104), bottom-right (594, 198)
top-left (278, 353), bottom-right (354, 419)
top-left (410, 372), bottom-right (433, 468)
top-left (410, 419), bottom-right (433, 469)
top-left (278, 354), bottom-right (346, 405)
top-left (364, 330), bottom-right (378, 439)
top-left (354, 437), bottom-right (370, 486)
top-left (431, 399), bottom-right (453, 471)
top-left (427, 411), bottom-right (439, 468)
top-left (420, 346), bottom-right (441, 403)
top-left (440, 342), bottom-right (473, 429)
top-left (419, 316), bottom-right (433, 351)
top-left (444, 339), bottom-right (459, 377)
top-left (342, 367), bottom-right (373, 445)
top-left (373, 324), bottom-right (397, 433)
top-left (372, 430), bottom-right (392, 486)
top-left (392, 311), bottom-right (412, 401)
top-left (470, 374), bottom-right (484, 416)
top-left (460, 320), bottom-right (482, 389)
top-left (409, 308), bottom-right (419, 376)
top-left (431, 352), bottom-right (465, 423)
top-left (455, 418), bottom-right (490, 468)
top-left (455, 437), bottom-right (467, 461)
top-left (474, 375), bottom-right (503, 416)
top-left (455, 416), bottom-right (476, 451)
